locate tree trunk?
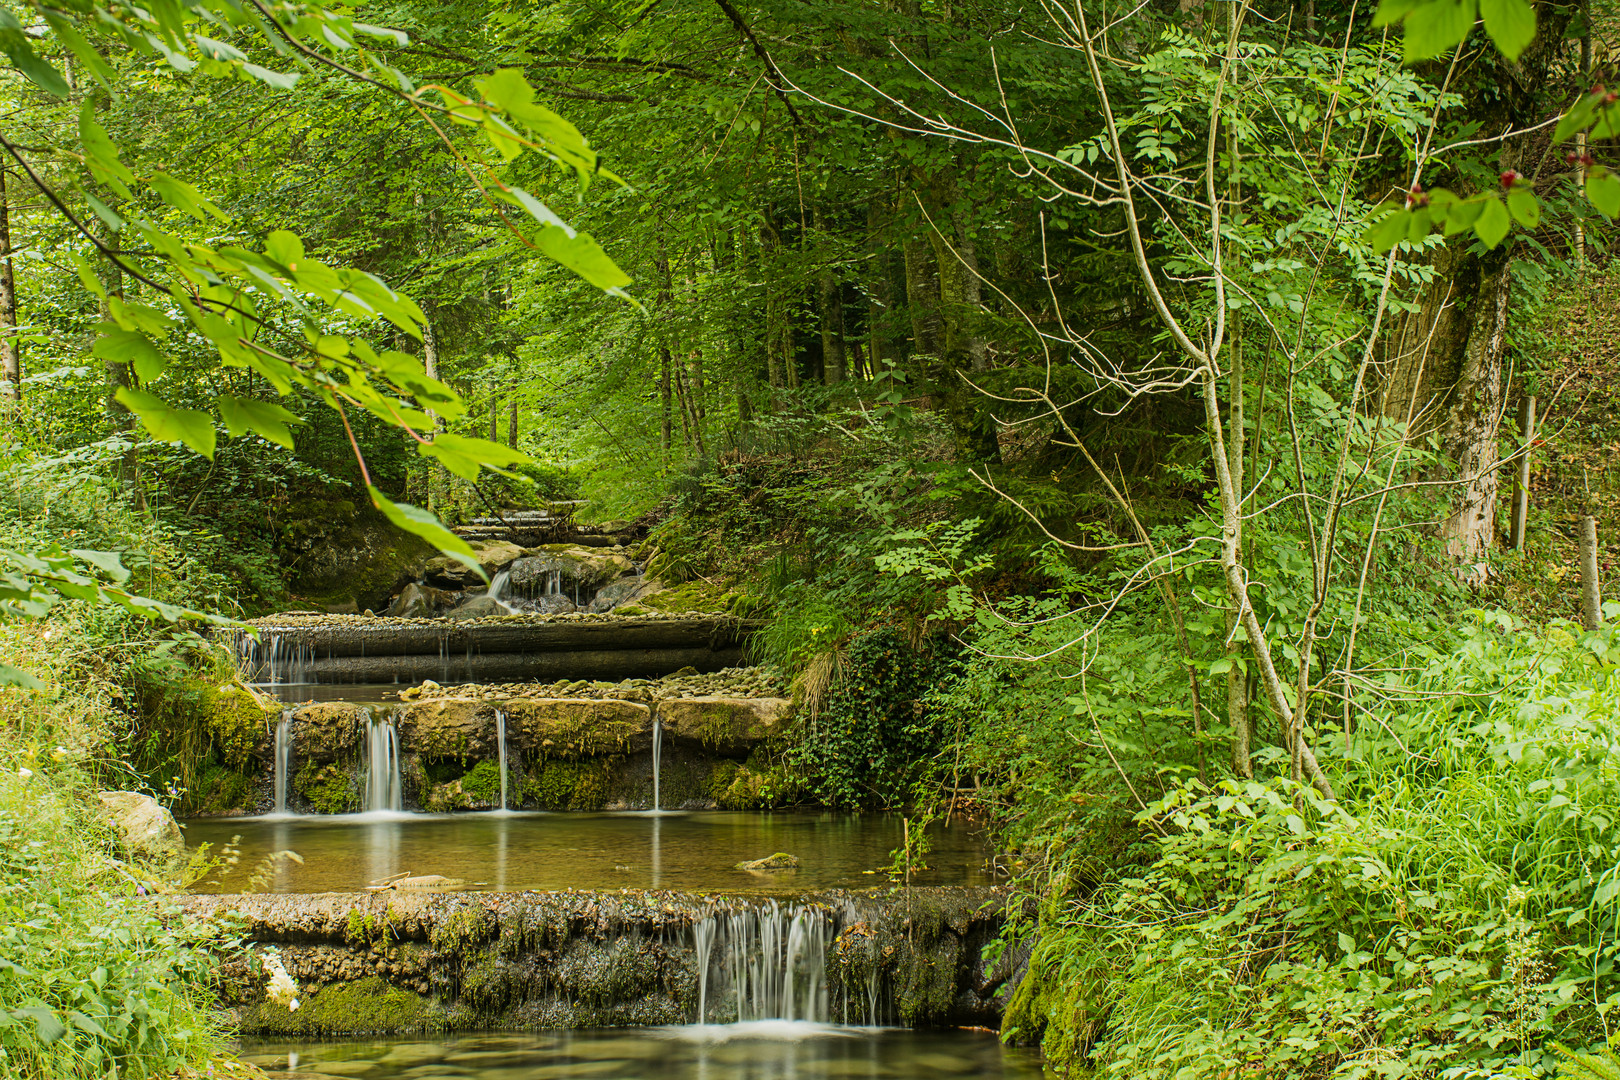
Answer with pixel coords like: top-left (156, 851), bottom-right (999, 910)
top-left (0, 166), bottom-right (18, 405)
top-left (814, 206), bottom-right (846, 385)
top-left (508, 399), bottom-right (519, 449)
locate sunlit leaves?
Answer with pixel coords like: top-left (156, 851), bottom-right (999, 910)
top-left (113, 388), bottom-right (216, 459)
top-left (1586, 168), bottom-right (1620, 219)
top-left (91, 329), bottom-right (167, 382)
top-left (1365, 187), bottom-right (1538, 252)
top-left (417, 433), bottom-right (531, 482)
top-left (78, 103), bottom-right (134, 200)
top-left (0, 9), bottom-right (68, 97)
top-left (1374, 0), bottom-right (1536, 62)
top-left (217, 396), bottom-right (304, 450)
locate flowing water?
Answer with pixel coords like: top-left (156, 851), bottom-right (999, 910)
top-left (696, 900), bottom-right (829, 1024)
top-left (365, 716), bottom-right (403, 814)
top-left (239, 1028), bottom-right (1044, 1079)
top-left (495, 709), bottom-right (509, 811)
top-left (652, 718), bottom-right (662, 811)
top-left (183, 811), bottom-right (994, 895)
top-left (273, 711), bottom-right (294, 816)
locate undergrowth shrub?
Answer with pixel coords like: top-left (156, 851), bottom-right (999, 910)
top-left (1001, 617), bottom-right (1620, 1079)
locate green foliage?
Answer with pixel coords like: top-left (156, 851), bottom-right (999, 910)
top-left (787, 629), bottom-right (943, 809)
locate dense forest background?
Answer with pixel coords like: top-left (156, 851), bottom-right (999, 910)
top-left (4, 0), bottom-right (1620, 1076)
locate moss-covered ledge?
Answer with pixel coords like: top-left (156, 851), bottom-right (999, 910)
top-left (178, 887), bottom-right (1019, 1034)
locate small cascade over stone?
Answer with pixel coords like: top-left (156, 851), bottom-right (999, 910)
top-left (486, 569), bottom-right (519, 614)
top-left (495, 709), bottom-right (509, 811)
top-left (273, 710), bottom-right (294, 815)
top-left (652, 718), bottom-right (662, 811)
top-left (692, 901), bottom-right (832, 1024)
top-left (365, 712), bottom-right (403, 813)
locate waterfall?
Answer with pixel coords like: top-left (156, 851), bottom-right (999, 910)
top-left (273, 710), bottom-right (294, 815)
top-left (488, 569), bottom-right (519, 614)
top-left (691, 902), bottom-right (830, 1024)
top-left (652, 718), bottom-right (662, 811)
top-left (496, 709), bottom-right (509, 811)
top-left (365, 712), bottom-right (402, 813)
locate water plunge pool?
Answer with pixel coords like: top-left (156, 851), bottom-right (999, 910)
top-left (185, 811), bottom-right (996, 895)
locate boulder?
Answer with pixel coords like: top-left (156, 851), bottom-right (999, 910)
top-left (96, 791), bottom-right (184, 865)
top-left (423, 540), bottom-right (526, 589)
top-left (500, 698), bottom-right (651, 757)
top-left (388, 582), bottom-right (458, 618)
top-left (587, 576), bottom-right (664, 614)
top-left (508, 546), bottom-right (634, 601)
top-left (735, 853), bottom-right (799, 871)
top-left (292, 703), bottom-right (367, 762)
top-left (398, 699), bottom-right (490, 757)
top-left (444, 596), bottom-right (508, 621)
top-left (658, 697), bottom-right (793, 757)
top-left (280, 499), bottom-right (438, 613)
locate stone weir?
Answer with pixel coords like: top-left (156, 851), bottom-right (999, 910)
top-left (234, 612), bottom-right (753, 685)
top-left (178, 886), bottom-right (1023, 1036)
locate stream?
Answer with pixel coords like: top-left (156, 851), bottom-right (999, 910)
top-left (242, 1028), bottom-right (1043, 1079)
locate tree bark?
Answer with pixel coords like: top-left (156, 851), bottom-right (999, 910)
top-left (814, 206), bottom-right (846, 385)
top-left (0, 166), bottom-right (18, 405)
top-left (508, 399), bottom-right (519, 449)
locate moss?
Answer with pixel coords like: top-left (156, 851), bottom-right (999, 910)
top-left (194, 759), bottom-right (255, 813)
top-left (502, 698), bottom-right (647, 759)
top-left (296, 761), bottom-right (359, 814)
top-left (248, 975), bottom-right (439, 1035)
top-left (428, 907), bottom-right (496, 951)
top-left (712, 755), bottom-right (802, 810)
top-left (459, 760), bottom-right (503, 802)
top-left (204, 686), bottom-right (274, 769)
top-left (525, 757), bottom-right (617, 810)
top-left (639, 579), bottom-right (738, 613)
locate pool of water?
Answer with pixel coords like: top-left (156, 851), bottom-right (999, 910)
top-left (241, 1028), bottom-right (1043, 1079)
top-left (185, 811), bottom-right (995, 895)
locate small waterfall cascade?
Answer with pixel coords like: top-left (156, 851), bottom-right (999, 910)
top-left (692, 902), bottom-right (831, 1024)
top-left (487, 569), bottom-right (519, 614)
top-left (365, 712), bottom-right (403, 813)
top-left (496, 709), bottom-right (510, 811)
top-left (651, 718), bottom-right (662, 811)
top-left (238, 631), bottom-right (315, 686)
top-left (272, 710), bottom-right (294, 815)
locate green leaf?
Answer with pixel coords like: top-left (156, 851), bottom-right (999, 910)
top-left (1587, 169), bottom-right (1620, 218)
top-left (11, 1007), bottom-right (66, 1045)
top-left (1367, 208), bottom-right (1410, 253)
top-left (242, 63), bottom-right (299, 89)
top-left (149, 173), bottom-right (229, 223)
top-left (1554, 94), bottom-right (1602, 142)
top-left (67, 1011), bottom-right (109, 1039)
top-left (1403, 0), bottom-right (1476, 63)
top-left (0, 664), bottom-right (42, 689)
top-left (1473, 194), bottom-right (1512, 248)
top-left (1338, 931), bottom-right (1356, 954)
top-left (69, 549), bottom-right (131, 584)
top-left (114, 387), bottom-right (216, 459)
top-left (41, 12), bottom-right (116, 92)
top-left (83, 193), bottom-right (123, 232)
top-left (535, 225), bottom-right (633, 293)
top-left (416, 433), bottom-right (532, 482)
top-left (264, 230), bottom-right (305, 268)
top-left (1372, 0), bottom-right (1421, 25)
top-left (0, 10), bottom-right (69, 98)
top-left (78, 102), bottom-right (135, 199)
top-left (1478, 0), bottom-right (1535, 59)
top-left (1443, 196), bottom-right (1487, 234)
top-left (217, 395), bottom-right (303, 450)
top-left (91, 329), bottom-right (167, 383)
top-left (1506, 187), bottom-right (1540, 228)
top-left (367, 487), bottom-right (486, 582)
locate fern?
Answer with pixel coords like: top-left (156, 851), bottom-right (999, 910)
top-left (1557, 1046), bottom-right (1620, 1080)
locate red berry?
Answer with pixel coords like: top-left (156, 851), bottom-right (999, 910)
top-left (1500, 170), bottom-right (1519, 187)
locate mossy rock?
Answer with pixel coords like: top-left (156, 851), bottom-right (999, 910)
top-left (637, 579), bottom-right (738, 614)
top-left (194, 760), bottom-right (257, 813)
top-left (283, 501), bottom-right (439, 612)
top-left (459, 760), bottom-right (504, 803)
top-left (203, 685), bottom-right (277, 769)
top-left (292, 702), bottom-right (366, 762)
top-left (710, 759), bottom-right (801, 810)
top-left (423, 540), bottom-right (527, 588)
top-left (246, 975), bottom-right (440, 1035)
top-left (501, 698), bottom-right (650, 758)
top-left (525, 757), bottom-right (618, 810)
top-left (659, 697), bottom-right (792, 757)
top-left (399, 699), bottom-right (489, 758)
top-left (296, 761), bottom-right (360, 814)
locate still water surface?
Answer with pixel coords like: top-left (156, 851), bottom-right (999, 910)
top-left (242, 1027), bottom-right (1043, 1079)
top-left (185, 811), bottom-right (995, 895)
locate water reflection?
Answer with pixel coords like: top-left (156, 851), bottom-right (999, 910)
top-left (186, 811), bottom-right (994, 896)
top-left (241, 1027), bottom-right (1046, 1079)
